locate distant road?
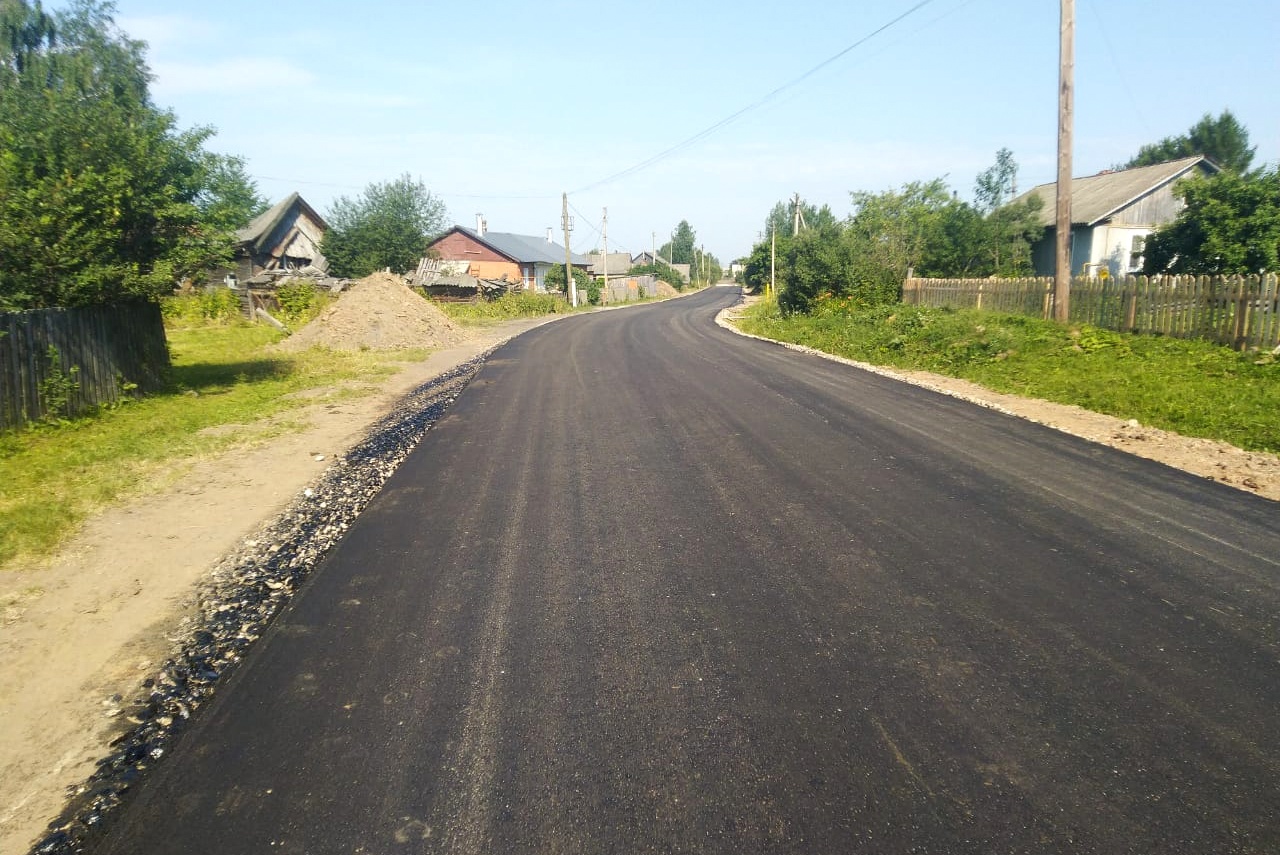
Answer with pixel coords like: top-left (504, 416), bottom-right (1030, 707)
top-left (90, 287), bottom-right (1280, 854)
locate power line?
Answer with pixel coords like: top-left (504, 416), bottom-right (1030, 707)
top-left (570, 0), bottom-right (939, 194)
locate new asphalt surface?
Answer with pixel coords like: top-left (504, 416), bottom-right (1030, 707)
top-left (87, 287), bottom-right (1280, 854)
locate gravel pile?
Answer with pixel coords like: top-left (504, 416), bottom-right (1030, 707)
top-left (32, 354), bottom-right (490, 855)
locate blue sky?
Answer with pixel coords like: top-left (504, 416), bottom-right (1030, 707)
top-left (49, 0), bottom-right (1280, 264)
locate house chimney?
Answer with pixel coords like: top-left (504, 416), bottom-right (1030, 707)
top-left (546, 227), bottom-right (553, 242)
top-left (475, 213), bottom-right (486, 236)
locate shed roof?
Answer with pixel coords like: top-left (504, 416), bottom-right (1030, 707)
top-left (449, 227), bottom-right (590, 266)
top-left (236, 192), bottom-right (328, 252)
top-left (1017, 156), bottom-right (1218, 228)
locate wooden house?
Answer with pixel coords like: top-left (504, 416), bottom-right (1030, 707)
top-left (232, 192), bottom-right (328, 281)
top-left (1016, 155), bottom-right (1219, 278)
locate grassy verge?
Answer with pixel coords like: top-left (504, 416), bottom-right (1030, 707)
top-left (737, 296), bottom-right (1280, 454)
top-left (437, 293), bottom-right (589, 326)
top-left (0, 305), bottom-right (427, 569)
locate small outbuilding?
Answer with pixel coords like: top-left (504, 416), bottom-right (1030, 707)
top-left (231, 192), bottom-right (329, 282)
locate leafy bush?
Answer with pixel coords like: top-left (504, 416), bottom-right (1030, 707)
top-left (161, 290), bottom-right (244, 326)
top-left (437, 292), bottom-right (570, 322)
top-left (275, 279), bottom-right (322, 323)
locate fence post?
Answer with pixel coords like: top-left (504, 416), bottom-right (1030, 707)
top-left (1042, 280), bottom-right (1053, 321)
top-left (1231, 275), bottom-right (1250, 350)
top-left (1124, 276), bottom-right (1140, 330)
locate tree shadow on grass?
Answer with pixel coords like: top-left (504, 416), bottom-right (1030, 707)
top-left (167, 357), bottom-right (294, 393)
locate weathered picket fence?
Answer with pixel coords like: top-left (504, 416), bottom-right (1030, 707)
top-left (0, 302), bottom-right (170, 428)
top-left (902, 273), bottom-right (1280, 351)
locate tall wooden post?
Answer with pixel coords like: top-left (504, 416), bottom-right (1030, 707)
top-left (1054, 0), bottom-right (1074, 323)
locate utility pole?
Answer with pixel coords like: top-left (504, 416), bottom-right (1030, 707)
top-left (600, 207), bottom-right (608, 294)
top-left (770, 223), bottom-right (777, 299)
top-left (792, 191), bottom-right (805, 236)
top-left (1054, 0), bottom-right (1074, 323)
top-left (562, 192), bottom-right (576, 307)
top-left (651, 231), bottom-right (656, 265)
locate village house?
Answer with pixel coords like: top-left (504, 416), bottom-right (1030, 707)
top-left (228, 192), bottom-right (328, 283)
top-left (586, 252), bottom-right (633, 282)
top-left (1016, 155), bottom-right (1220, 278)
top-left (426, 217), bottom-right (590, 292)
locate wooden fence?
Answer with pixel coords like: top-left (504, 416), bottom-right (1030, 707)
top-left (902, 273), bottom-right (1280, 351)
top-left (0, 302), bottom-right (170, 428)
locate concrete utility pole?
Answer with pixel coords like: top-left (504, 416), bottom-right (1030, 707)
top-left (600, 207), bottom-right (608, 293)
top-left (770, 223), bottom-right (777, 299)
top-left (562, 192), bottom-right (577, 307)
top-left (792, 192), bottom-right (806, 236)
top-left (1054, 0), bottom-right (1074, 323)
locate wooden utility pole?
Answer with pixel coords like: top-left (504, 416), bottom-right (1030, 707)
top-left (792, 192), bottom-right (805, 236)
top-left (1054, 0), bottom-right (1074, 323)
top-left (562, 192), bottom-right (576, 307)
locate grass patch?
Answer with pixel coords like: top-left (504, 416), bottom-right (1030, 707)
top-left (737, 296), bottom-right (1280, 454)
top-left (437, 292), bottom-right (582, 325)
top-left (0, 313), bottom-right (425, 569)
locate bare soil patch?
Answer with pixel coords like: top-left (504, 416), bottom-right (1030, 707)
top-left (276, 272), bottom-right (463, 352)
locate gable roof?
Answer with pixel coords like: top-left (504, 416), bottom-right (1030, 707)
top-left (444, 226), bottom-right (590, 265)
top-left (587, 252), bottom-right (633, 276)
top-left (1017, 155), bottom-right (1219, 228)
top-left (237, 192), bottom-right (328, 251)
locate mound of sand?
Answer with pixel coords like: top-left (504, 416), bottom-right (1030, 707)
top-left (278, 272), bottom-right (464, 352)
top-left (656, 281), bottom-right (681, 298)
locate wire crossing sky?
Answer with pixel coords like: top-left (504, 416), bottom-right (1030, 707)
top-left (45, 0), bottom-right (1280, 262)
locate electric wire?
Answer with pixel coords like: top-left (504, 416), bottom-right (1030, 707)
top-left (569, 0), bottom-right (939, 194)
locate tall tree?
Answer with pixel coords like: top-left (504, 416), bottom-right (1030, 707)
top-left (1126, 110), bottom-right (1256, 174)
top-left (659, 220), bottom-right (697, 265)
top-left (0, 0), bottom-right (256, 309)
top-left (1143, 167), bottom-right (1280, 275)
top-left (764, 197), bottom-right (841, 239)
top-left (973, 149), bottom-right (1043, 275)
top-left (320, 174), bottom-right (448, 278)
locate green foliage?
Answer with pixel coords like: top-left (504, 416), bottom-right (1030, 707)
top-left (543, 264), bottom-right (593, 294)
top-left (586, 278), bottom-right (602, 305)
top-left (37, 345), bottom-right (80, 422)
top-left (274, 279), bottom-right (322, 323)
top-left (0, 0), bottom-right (257, 310)
top-left (197, 153), bottom-right (269, 235)
top-left (1143, 167), bottom-right (1280, 274)
top-left (659, 220), bottom-right (697, 265)
top-left (436, 292), bottom-right (571, 323)
top-left (764, 197), bottom-right (841, 238)
top-left (161, 289), bottom-right (244, 326)
top-left (628, 262), bottom-right (684, 291)
top-left (736, 299), bottom-right (1280, 452)
top-left (321, 174), bottom-right (448, 278)
top-left (1126, 110), bottom-right (1256, 174)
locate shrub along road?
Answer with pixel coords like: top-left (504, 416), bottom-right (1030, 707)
top-left (85, 287), bottom-right (1280, 854)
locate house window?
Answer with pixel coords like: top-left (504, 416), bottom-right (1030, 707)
top-left (1129, 235), bottom-right (1146, 272)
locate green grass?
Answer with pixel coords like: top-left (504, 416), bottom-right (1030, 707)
top-left (737, 296), bottom-right (1280, 454)
top-left (0, 314), bottom-right (428, 569)
top-left (437, 292), bottom-right (585, 325)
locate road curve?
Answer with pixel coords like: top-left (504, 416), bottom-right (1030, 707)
top-left (88, 287), bottom-right (1280, 854)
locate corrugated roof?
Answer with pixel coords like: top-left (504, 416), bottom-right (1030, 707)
top-left (458, 227), bottom-right (590, 265)
top-left (1016, 156), bottom-right (1217, 227)
top-left (236, 192), bottom-right (328, 251)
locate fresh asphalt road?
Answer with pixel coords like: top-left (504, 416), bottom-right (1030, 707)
top-left (90, 287), bottom-right (1280, 854)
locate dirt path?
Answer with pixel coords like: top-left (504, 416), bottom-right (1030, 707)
top-left (3, 292), bottom-right (1277, 854)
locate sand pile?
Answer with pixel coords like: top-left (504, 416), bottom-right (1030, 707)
top-left (278, 272), bottom-right (464, 352)
top-left (656, 281), bottom-right (681, 298)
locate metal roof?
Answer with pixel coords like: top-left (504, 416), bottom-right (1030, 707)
top-left (1016, 156), bottom-right (1218, 228)
top-left (587, 252), bottom-right (634, 276)
top-left (457, 227), bottom-right (590, 265)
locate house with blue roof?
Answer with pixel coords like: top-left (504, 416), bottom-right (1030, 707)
top-left (426, 218), bottom-right (590, 293)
